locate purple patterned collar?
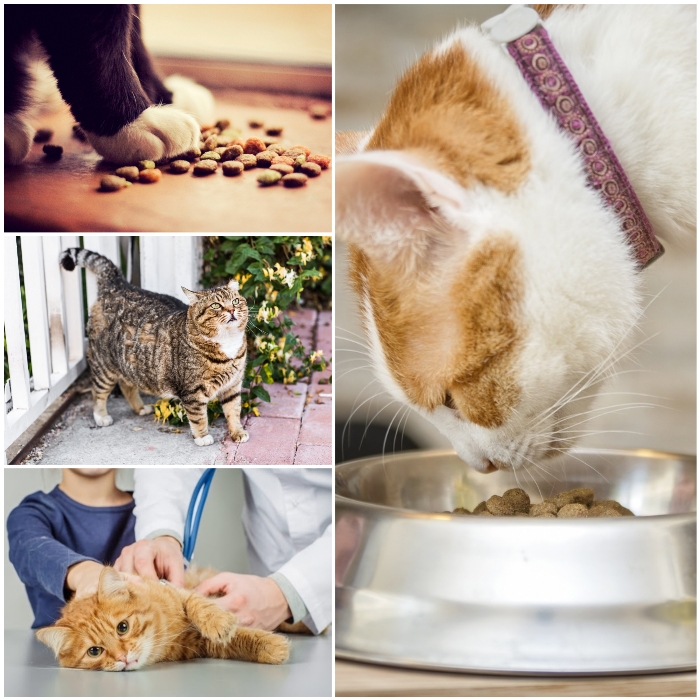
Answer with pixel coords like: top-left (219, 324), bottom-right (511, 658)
top-left (483, 6), bottom-right (664, 268)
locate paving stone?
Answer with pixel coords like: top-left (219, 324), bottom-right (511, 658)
top-left (294, 444), bottom-right (332, 465)
top-left (298, 403), bottom-right (332, 446)
top-left (256, 383), bottom-right (308, 419)
top-left (231, 416), bottom-right (300, 464)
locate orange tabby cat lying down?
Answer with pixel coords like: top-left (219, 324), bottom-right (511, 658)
top-left (36, 566), bottom-right (290, 671)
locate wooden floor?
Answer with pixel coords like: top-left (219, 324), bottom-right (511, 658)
top-left (5, 90), bottom-right (331, 233)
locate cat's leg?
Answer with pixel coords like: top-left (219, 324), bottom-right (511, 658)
top-left (181, 399), bottom-right (214, 446)
top-left (118, 379), bottom-right (153, 416)
top-left (182, 593), bottom-right (239, 646)
top-left (215, 627), bottom-right (290, 665)
top-left (33, 6), bottom-right (200, 164)
top-left (91, 370), bottom-right (118, 427)
top-left (219, 388), bottom-right (249, 443)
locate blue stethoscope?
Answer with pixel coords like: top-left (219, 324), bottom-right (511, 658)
top-left (183, 468), bottom-right (216, 563)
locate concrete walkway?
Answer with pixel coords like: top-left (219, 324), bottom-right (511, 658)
top-left (25, 309), bottom-right (332, 466)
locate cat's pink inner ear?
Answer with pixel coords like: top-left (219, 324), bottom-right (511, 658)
top-left (181, 286), bottom-right (201, 304)
top-left (36, 625), bottom-right (71, 657)
top-left (227, 279), bottom-right (239, 292)
top-left (97, 567), bottom-right (130, 602)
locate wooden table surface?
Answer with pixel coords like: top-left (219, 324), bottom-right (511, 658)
top-left (335, 660), bottom-right (697, 697)
top-left (5, 90), bottom-right (331, 233)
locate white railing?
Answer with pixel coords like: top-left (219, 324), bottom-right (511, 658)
top-left (4, 235), bottom-right (201, 460)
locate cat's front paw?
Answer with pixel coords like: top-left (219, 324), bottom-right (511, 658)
top-left (84, 105), bottom-right (200, 165)
top-left (139, 405), bottom-right (153, 416)
top-left (256, 632), bottom-right (290, 665)
top-left (197, 608), bottom-right (238, 645)
top-left (194, 434), bottom-right (215, 446)
top-left (94, 413), bottom-right (114, 427)
top-left (164, 75), bottom-right (215, 126)
top-left (230, 428), bottom-right (249, 443)
top-left (5, 114), bottom-right (35, 166)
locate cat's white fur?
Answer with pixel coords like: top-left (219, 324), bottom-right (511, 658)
top-left (337, 5), bottom-right (696, 471)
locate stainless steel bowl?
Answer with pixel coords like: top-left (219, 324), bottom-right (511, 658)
top-left (335, 448), bottom-right (696, 675)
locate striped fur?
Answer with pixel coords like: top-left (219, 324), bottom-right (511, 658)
top-left (36, 567), bottom-right (289, 670)
top-left (60, 248), bottom-right (249, 446)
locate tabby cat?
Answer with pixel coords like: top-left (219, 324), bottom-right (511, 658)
top-left (60, 248), bottom-right (249, 447)
top-left (36, 567), bottom-right (289, 670)
top-left (336, 6), bottom-right (695, 473)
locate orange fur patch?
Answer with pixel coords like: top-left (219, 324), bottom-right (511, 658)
top-left (366, 43), bottom-right (530, 193)
top-left (336, 131), bottom-right (370, 155)
top-left (349, 235), bottom-right (523, 429)
top-left (533, 5), bottom-right (581, 20)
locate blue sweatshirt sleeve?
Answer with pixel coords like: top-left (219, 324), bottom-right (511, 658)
top-left (7, 496), bottom-right (98, 603)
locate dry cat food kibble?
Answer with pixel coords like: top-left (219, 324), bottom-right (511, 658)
top-left (447, 488), bottom-right (634, 518)
top-left (42, 144), bottom-right (63, 159)
top-left (244, 138), bottom-right (266, 155)
top-left (300, 162), bottom-right (321, 177)
top-left (115, 166), bottom-right (140, 182)
top-left (221, 161), bottom-right (244, 176)
top-left (193, 160), bottom-right (218, 176)
top-left (200, 151), bottom-right (220, 161)
top-left (137, 160), bottom-right (155, 170)
top-left (138, 168), bottom-right (161, 183)
top-left (100, 175), bottom-right (130, 192)
top-left (282, 173), bottom-right (308, 188)
top-left (270, 163), bottom-right (294, 175)
top-left (169, 160), bottom-right (191, 174)
top-left (256, 151), bottom-right (275, 168)
top-left (236, 154), bottom-right (257, 170)
top-left (257, 170), bottom-right (282, 186)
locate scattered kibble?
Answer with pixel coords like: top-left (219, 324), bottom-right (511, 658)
top-left (244, 138), bottom-right (266, 155)
top-left (34, 128), bottom-right (53, 143)
top-left (265, 126), bottom-right (284, 136)
top-left (307, 154), bottom-right (331, 169)
top-left (282, 173), bottom-right (308, 188)
top-left (193, 160), bottom-right (218, 176)
top-left (248, 118), bottom-right (264, 128)
top-left (300, 162), bottom-right (321, 177)
top-left (445, 488), bottom-right (634, 518)
top-left (42, 144), bottom-right (63, 159)
top-left (100, 175), bottom-right (130, 192)
top-left (115, 166), bottom-right (140, 182)
top-left (215, 118), bottom-right (231, 131)
top-left (222, 161), bottom-right (244, 176)
top-left (309, 103), bottom-right (329, 120)
top-left (221, 145), bottom-right (243, 161)
top-left (257, 170), bottom-right (282, 186)
top-left (266, 144), bottom-right (285, 156)
top-left (200, 151), bottom-right (221, 161)
top-left (293, 155), bottom-right (306, 170)
top-left (236, 154), bottom-right (257, 169)
top-left (204, 135), bottom-right (218, 152)
top-left (256, 151), bottom-right (275, 168)
top-left (139, 168), bottom-right (161, 183)
top-left (180, 148), bottom-right (201, 161)
top-left (137, 160), bottom-right (155, 170)
top-left (271, 155), bottom-right (295, 167)
top-left (270, 163), bottom-right (294, 175)
top-left (169, 160), bottom-right (191, 174)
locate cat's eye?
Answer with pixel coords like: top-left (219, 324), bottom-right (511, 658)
top-left (210, 303), bottom-right (221, 310)
top-left (233, 298), bottom-right (240, 306)
top-left (117, 620), bottom-right (129, 635)
top-left (87, 646), bottom-right (103, 657)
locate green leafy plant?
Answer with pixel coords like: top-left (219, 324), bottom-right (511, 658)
top-left (155, 236), bottom-right (332, 423)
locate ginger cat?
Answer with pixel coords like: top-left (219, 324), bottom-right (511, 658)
top-left (36, 567), bottom-right (289, 671)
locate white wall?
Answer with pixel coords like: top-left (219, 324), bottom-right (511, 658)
top-left (4, 468), bottom-right (249, 630)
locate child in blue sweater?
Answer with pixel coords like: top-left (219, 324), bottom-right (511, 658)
top-left (7, 468), bottom-right (135, 628)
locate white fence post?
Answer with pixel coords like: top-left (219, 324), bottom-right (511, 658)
top-left (141, 236), bottom-right (200, 301)
top-left (42, 236), bottom-right (69, 377)
top-left (20, 237), bottom-right (52, 392)
top-left (60, 235), bottom-right (85, 364)
top-left (82, 235), bottom-right (122, 309)
top-left (4, 237), bottom-right (31, 411)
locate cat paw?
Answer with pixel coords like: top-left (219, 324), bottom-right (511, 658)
top-left (197, 609), bottom-right (238, 645)
top-left (84, 105), bottom-right (200, 165)
top-left (164, 75), bottom-right (215, 126)
top-left (256, 632), bottom-right (290, 665)
top-left (4, 114), bottom-right (35, 166)
top-left (230, 429), bottom-right (249, 443)
top-left (194, 434), bottom-right (215, 446)
top-left (94, 413), bottom-right (114, 427)
top-left (139, 405), bottom-right (153, 416)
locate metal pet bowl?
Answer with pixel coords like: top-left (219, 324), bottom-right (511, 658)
top-left (335, 448), bottom-right (696, 675)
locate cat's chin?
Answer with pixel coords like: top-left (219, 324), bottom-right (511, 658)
top-left (85, 105), bottom-right (200, 165)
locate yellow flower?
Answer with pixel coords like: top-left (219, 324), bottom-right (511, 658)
top-left (252, 407), bottom-right (260, 417)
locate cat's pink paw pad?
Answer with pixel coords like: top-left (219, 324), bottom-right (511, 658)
top-left (258, 633), bottom-right (290, 665)
top-left (139, 405), bottom-right (153, 416)
top-left (85, 105), bottom-right (200, 165)
top-left (194, 434), bottom-right (214, 446)
top-left (5, 114), bottom-right (35, 166)
top-left (231, 429), bottom-right (249, 443)
top-left (94, 413), bottom-right (114, 427)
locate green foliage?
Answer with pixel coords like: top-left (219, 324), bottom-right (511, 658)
top-left (160, 236), bottom-right (332, 420)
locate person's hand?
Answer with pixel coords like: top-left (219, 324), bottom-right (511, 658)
top-left (65, 560), bottom-right (104, 599)
top-left (114, 536), bottom-right (185, 587)
top-left (195, 573), bottom-right (292, 630)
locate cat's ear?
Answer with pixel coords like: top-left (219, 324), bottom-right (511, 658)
top-left (336, 151), bottom-right (466, 265)
top-left (227, 279), bottom-right (239, 292)
top-left (97, 567), bottom-right (131, 602)
top-left (181, 287), bottom-right (206, 304)
top-left (36, 625), bottom-right (71, 657)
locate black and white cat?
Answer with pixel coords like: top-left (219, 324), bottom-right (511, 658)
top-left (5, 4), bottom-right (214, 165)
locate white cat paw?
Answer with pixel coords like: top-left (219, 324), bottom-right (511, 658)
top-left (139, 405), bottom-right (153, 416)
top-left (84, 105), bottom-right (200, 165)
top-left (194, 434), bottom-right (215, 446)
top-left (4, 114), bottom-right (35, 166)
top-left (231, 429), bottom-right (249, 443)
top-left (94, 413), bottom-right (114, 427)
top-left (164, 75), bottom-right (215, 126)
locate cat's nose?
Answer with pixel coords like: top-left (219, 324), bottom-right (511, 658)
top-left (117, 654), bottom-right (127, 663)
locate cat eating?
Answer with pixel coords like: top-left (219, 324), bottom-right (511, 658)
top-left (60, 248), bottom-right (249, 447)
top-left (36, 567), bottom-right (289, 670)
top-left (336, 6), bottom-right (695, 473)
top-left (5, 5), bottom-right (213, 165)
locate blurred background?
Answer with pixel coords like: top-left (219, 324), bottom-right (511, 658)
top-left (5, 468), bottom-right (248, 629)
top-left (335, 5), bottom-right (696, 463)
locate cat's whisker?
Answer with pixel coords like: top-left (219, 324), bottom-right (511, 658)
top-left (341, 389), bottom-right (390, 458)
top-left (545, 446), bottom-right (611, 484)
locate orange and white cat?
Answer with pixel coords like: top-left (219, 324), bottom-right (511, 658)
top-left (36, 567), bottom-right (289, 671)
top-left (337, 5), bottom-right (696, 472)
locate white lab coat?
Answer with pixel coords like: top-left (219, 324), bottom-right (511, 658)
top-left (133, 468), bottom-right (332, 634)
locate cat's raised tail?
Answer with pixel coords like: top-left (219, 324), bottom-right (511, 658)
top-left (60, 248), bottom-right (122, 283)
